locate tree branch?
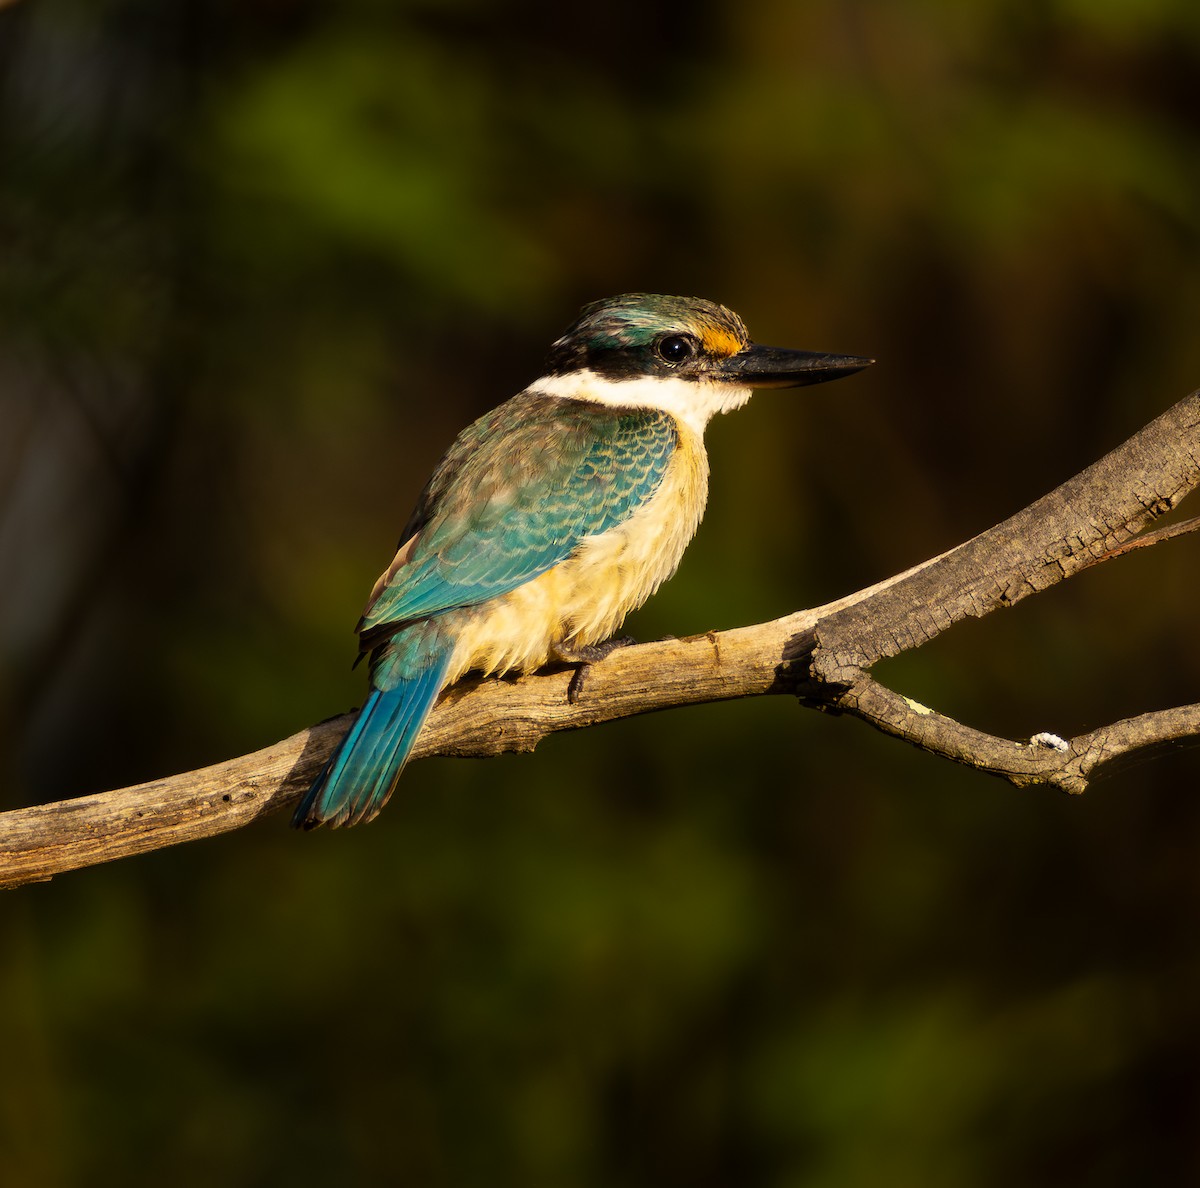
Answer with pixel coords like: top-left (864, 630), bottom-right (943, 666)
top-left (3, 391), bottom-right (1198, 890)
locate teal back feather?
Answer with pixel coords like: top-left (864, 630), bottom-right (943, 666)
top-left (360, 396), bottom-right (678, 638)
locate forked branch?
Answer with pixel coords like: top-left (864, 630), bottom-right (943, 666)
top-left (2, 391), bottom-right (1198, 889)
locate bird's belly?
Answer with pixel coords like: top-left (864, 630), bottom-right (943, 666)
top-left (445, 447), bottom-right (707, 683)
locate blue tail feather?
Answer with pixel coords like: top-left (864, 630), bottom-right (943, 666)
top-left (293, 644), bottom-right (453, 829)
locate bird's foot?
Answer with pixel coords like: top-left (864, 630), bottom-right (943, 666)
top-left (553, 635), bottom-right (637, 705)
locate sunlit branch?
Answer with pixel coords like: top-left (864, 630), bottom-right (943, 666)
top-left (1, 391), bottom-right (1197, 890)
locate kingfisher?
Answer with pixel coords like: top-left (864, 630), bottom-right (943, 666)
top-left (294, 294), bottom-right (871, 829)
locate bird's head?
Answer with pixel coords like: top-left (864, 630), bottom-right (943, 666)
top-left (533, 293), bottom-right (872, 431)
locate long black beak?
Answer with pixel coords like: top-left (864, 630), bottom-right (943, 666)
top-left (714, 343), bottom-right (874, 389)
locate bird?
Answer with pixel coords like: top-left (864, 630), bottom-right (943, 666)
top-left (294, 293), bottom-right (871, 829)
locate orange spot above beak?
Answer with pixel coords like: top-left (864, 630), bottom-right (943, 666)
top-left (700, 327), bottom-right (745, 358)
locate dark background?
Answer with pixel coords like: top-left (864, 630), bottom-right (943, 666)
top-left (3, 1), bottom-right (1199, 1184)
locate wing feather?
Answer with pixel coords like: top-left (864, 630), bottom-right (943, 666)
top-left (358, 393), bottom-right (678, 645)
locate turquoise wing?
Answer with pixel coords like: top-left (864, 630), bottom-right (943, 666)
top-left (359, 394), bottom-right (678, 640)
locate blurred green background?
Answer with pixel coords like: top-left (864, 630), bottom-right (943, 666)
top-left (3, 0), bottom-right (1200, 1184)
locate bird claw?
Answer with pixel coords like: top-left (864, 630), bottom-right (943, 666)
top-left (554, 635), bottom-right (637, 704)
top-left (566, 667), bottom-right (588, 705)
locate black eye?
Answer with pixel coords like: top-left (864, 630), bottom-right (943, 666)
top-left (655, 335), bottom-right (696, 364)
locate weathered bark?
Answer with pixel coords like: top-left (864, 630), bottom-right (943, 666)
top-left (2, 391), bottom-right (1198, 890)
